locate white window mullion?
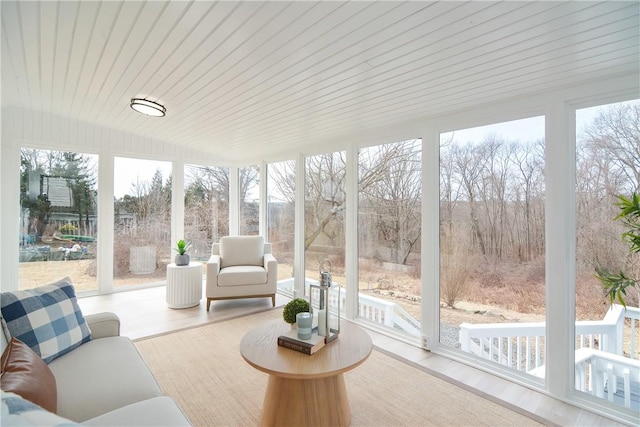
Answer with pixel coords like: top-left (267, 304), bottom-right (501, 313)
top-left (422, 127), bottom-right (440, 350)
top-left (545, 98), bottom-right (576, 399)
top-left (259, 161), bottom-right (267, 238)
top-left (294, 153), bottom-right (305, 298)
top-left (344, 145), bottom-right (358, 320)
top-left (229, 166), bottom-right (239, 235)
top-left (171, 160), bottom-right (185, 249)
top-left (97, 154), bottom-right (114, 293)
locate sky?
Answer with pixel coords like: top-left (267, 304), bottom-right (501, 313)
top-left (113, 157), bottom-right (172, 199)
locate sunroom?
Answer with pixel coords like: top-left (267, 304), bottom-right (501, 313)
top-left (1, 1), bottom-right (639, 425)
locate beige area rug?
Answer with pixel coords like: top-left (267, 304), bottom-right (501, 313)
top-left (135, 309), bottom-right (543, 427)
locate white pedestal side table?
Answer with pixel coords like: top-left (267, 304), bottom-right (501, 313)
top-left (166, 262), bottom-right (202, 309)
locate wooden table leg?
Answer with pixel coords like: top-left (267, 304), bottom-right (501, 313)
top-left (260, 374), bottom-right (350, 427)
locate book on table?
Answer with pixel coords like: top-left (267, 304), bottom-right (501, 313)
top-left (277, 328), bottom-right (326, 355)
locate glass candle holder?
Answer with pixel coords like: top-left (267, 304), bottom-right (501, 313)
top-left (296, 312), bottom-right (313, 340)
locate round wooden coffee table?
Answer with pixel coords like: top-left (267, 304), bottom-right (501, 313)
top-left (240, 318), bottom-right (372, 427)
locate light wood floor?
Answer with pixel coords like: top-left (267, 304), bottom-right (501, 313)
top-left (77, 285), bottom-right (626, 427)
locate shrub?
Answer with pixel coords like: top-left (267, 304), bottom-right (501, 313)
top-left (282, 298), bottom-right (310, 324)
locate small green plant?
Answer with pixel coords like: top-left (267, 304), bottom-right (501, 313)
top-left (282, 298), bottom-right (310, 324)
top-left (174, 239), bottom-right (190, 255)
top-left (596, 192), bottom-right (640, 308)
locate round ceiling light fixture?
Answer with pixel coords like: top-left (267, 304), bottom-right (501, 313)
top-left (130, 98), bottom-right (166, 117)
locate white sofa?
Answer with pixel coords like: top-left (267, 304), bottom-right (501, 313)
top-left (1, 311), bottom-right (190, 426)
top-left (206, 235), bottom-right (277, 311)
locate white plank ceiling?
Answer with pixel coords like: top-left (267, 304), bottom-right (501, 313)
top-left (2, 1), bottom-right (639, 163)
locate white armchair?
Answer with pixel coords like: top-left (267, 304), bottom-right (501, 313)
top-left (205, 235), bottom-right (277, 311)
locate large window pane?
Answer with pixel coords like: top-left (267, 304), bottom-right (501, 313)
top-left (239, 165), bottom-right (259, 235)
top-left (440, 117), bottom-right (545, 376)
top-left (304, 152), bottom-right (345, 293)
top-left (184, 164), bottom-right (229, 261)
top-left (113, 157), bottom-right (171, 288)
top-left (19, 149), bottom-right (98, 292)
top-left (358, 140), bottom-right (422, 337)
top-left (267, 160), bottom-right (296, 295)
top-left (575, 100), bottom-right (640, 411)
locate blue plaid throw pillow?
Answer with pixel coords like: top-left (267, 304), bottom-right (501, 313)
top-left (1, 277), bottom-right (91, 364)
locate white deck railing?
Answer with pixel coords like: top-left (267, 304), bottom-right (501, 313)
top-left (459, 305), bottom-right (640, 372)
top-left (459, 304), bottom-right (640, 410)
top-left (575, 348), bottom-right (640, 410)
top-left (278, 278), bottom-right (421, 337)
top-left (280, 279), bottom-right (640, 407)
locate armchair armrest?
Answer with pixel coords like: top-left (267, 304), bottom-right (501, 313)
top-left (264, 253), bottom-right (277, 287)
top-left (206, 255), bottom-right (221, 289)
top-left (264, 253), bottom-right (276, 272)
top-left (85, 312), bottom-right (120, 339)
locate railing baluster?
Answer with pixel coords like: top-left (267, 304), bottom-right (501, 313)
top-left (507, 338), bottom-right (513, 368)
top-left (606, 365), bottom-right (614, 402)
top-left (483, 337), bottom-right (490, 360)
top-left (535, 335), bottom-right (540, 368)
top-left (631, 318), bottom-right (636, 360)
top-left (623, 369), bottom-right (631, 408)
top-left (517, 336), bottom-right (522, 370)
top-left (526, 336), bottom-right (531, 371)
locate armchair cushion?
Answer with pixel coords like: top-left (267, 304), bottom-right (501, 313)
top-left (219, 236), bottom-right (264, 268)
top-left (218, 266), bottom-right (267, 286)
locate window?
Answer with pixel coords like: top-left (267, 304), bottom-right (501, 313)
top-left (304, 152), bottom-right (346, 293)
top-left (239, 165), bottom-right (259, 235)
top-left (358, 140), bottom-right (422, 337)
top-left (113, 157), bottom-right (171, 288)
top-left (267, 160), bottom-right (296, 294)
top-left (184, 164), bottom-right (230, 261)
top-left (440, 117), bottom-right (545, 376)
top-left (18, 149), bottom-right (98, 292)
top-left (575, 100), bottom-right (640, 410)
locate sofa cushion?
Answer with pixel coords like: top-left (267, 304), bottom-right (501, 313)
top-left (219, 236), bottom-right (264, 268)
top-left (84, 396), bottom-right (191, 427)
top-left (0, 278), bottom-right (92, 364)
top-left (1, 338), bottom-right (57, 413)
top-left (1, 390), bottom-right (78, 426)
top-left (48, 335), bottom-right (162, 422)
top-left (218, 266), bottom-right (267, 286)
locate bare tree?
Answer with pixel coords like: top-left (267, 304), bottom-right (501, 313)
top-left (360, 140), bottom-right (422, 265)
top-left (510, 139), bottom-right (544, 261)
top-left (304, 152), bottom-right (346, 251)
top-left (577, 102), bottom-right (640, 276)
top-left (184, 165), bottom-right (230, 256)
top-left (583, 103), bottom-right (640, 194)
top-left (240, 165), bottom-right (259, 235)
top-left (451, 141), bottom-right (488, 255)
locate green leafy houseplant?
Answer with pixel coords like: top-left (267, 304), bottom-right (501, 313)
top-left (595, 193), bottom-right (640, 307)
top-left (282, 298), bottom-right (310, 324)
top-left (175, 239), bottom-right (190, 255)
top-left (174, 239), bottom-right (191, 266)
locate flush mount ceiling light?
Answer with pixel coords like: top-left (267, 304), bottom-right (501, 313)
top-left (130, 98), bottom-right (166, 117)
